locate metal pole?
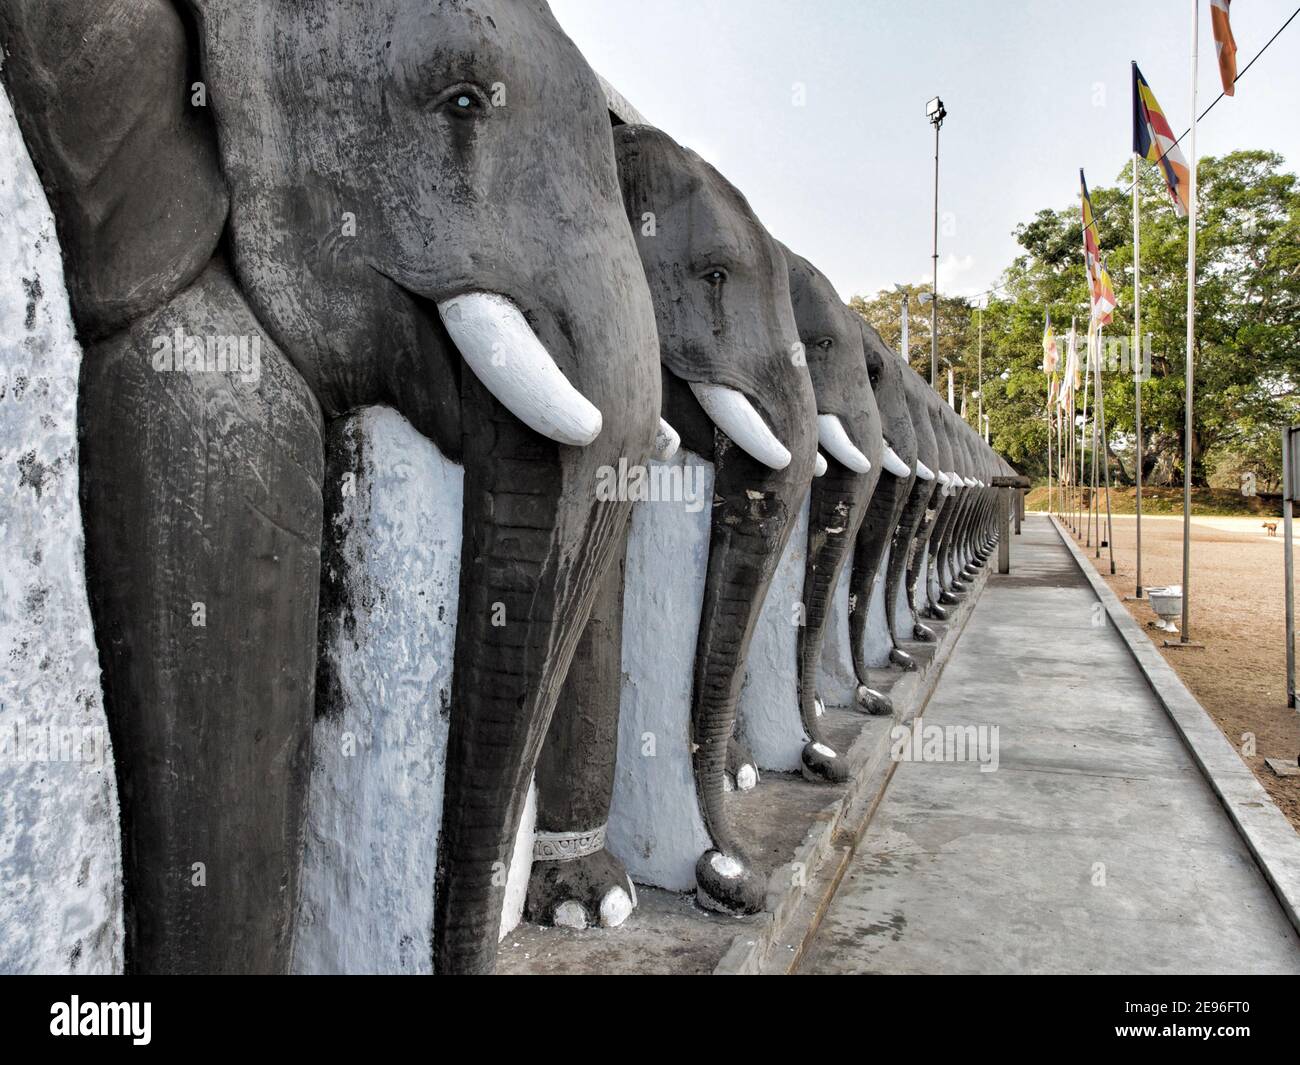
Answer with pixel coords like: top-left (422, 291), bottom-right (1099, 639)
top-left (1097, 324), bottom-right (1116, 574)
top-left (901, 292), bottom-right (909, 361)
top-left (1091, 329), bottom-right (1100, 557)
top-left (931, 119), bottom-right (940, 390)
top-left (1048, 397), bottom-right (1054, 517)
top-left (1181, 0), bottom-right (1199, 643)
top-left (977, 307), bottom-right (984, 439)
top-left (1080, 321), bottom-right (1092, 545)
top-left (1285, 429), bottom-right (1295, 708)
top-left (1133, 149), bottom-right (1145, 598)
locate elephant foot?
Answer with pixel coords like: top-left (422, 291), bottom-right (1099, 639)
top-left (854, 685), bottom-right (893, 716)
top-left (950, 578), bottom-right (969, 591)
top-left (525, 845), bottom-right (638, 931)
top-left (726, 735), bottom-right (759, 792)
top-left (923, 603), bottom-right (949, 621)
top-left (940, 590), bottom-right (963, 606)
top-left (800, 740), bottom-right (849, 784)
top-left (890, 647), bottom-right (918, 671)
top-left (912, 622), bottom-right (937, 642)
top-left (695, 850), bottom-right (766, 916)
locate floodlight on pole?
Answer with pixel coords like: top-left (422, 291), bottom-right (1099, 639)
top-left (926, 96), bottom-right (946, 391)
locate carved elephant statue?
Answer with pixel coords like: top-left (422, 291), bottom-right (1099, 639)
top-left (0, 0), bottom-right (662, 975)
top-left (597, 125), bottom-right (818, 917)
top-left (873, 363), bottom-right (936, 663)
top-left (846, 320), bottom-right (919, 708)
top-left (783, 249), bottom-right (887, 783)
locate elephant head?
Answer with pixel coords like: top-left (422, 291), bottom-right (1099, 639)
top-left (613, 125), bottom-right (817, 913)
top-left (783, 249), bottom-right (883, 780)
top-left (3, 0), bottom-right (660, 974)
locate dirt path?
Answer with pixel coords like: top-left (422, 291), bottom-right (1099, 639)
top-left (1048, 510), bottom-right (1300, 832)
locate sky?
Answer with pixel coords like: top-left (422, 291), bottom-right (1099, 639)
top-left (550, 0), bottom-right (1300, 304)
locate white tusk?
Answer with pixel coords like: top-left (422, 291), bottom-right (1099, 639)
top-left (814, 453), bottom-right (828, 477)
top-left (689, 383), bottom-right (791, 470)
top-left (936, 470), bottom-right (951, 486)
top-left (915, 460), bottom-right (936, 482)
top-left (655, 418), bottom-right (681, 460)
top-left (881, 443), bottom-right (911, 478)
top-left (816, 414), bottom-right (872, 474)
top-left (438, 292), bottom-right (602, 447)
top-left (964, 476), bottom-right (978, 488)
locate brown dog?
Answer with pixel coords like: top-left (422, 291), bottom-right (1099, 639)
top-left (1263, 521), bottom-right (1279, 536)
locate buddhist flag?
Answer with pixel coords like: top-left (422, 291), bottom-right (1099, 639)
top-left (1080, 171), bottom-right (1118, 325)
top-left (1132, 63), bottom-right (1191, 217)
top-left (1211, 0), bottom-right (1238, 96)
top-left (1042, 313), bottom-right (1060, 373)
top-left (1059, 322), bottom-right (1080, 409)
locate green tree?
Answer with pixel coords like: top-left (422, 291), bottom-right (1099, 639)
top-left (850, 151), bottom-right (1300, 487)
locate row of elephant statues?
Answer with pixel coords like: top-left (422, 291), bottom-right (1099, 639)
top-left (0, 0), bottom-right (1011, 975)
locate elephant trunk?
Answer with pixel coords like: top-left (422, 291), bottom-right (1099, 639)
top-left (691, 441), bottom-right (801, 913)
top-left (885, 481), bottom-right (937, 640)
top-left (433, 383), bottom-right (630, 973)
top-left (848, 474), bottom-right (908, 682)
top-left (797, 465), bottom-right (863, 765)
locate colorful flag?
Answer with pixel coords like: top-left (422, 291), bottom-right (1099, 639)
top-left (1132, 63), bottom-right (1191, 217)
top-left (1058, 322), bottom-right (1080, 409)
top-left (1080, 171), bottom-right (1118, 325)
top-left (1042, 313), bottom-right (1060, 373)
top-left (1211, 0), bottom-right (1237, 96)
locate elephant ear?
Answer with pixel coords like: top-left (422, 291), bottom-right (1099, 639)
top-left (0, 0), bottom-right (227, 339)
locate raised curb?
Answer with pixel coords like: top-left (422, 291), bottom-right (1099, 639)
top-left (713, 556), bottom-right (994, 974)
top-left (1050, 515), bottom-right (1300, 938)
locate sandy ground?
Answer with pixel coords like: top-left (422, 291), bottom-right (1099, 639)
top-left (1046, 510), bottom-right (1300, 832)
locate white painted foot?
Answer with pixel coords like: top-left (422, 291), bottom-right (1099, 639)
top-left (599, 886), bottom-right (634, 928)
top-left (553, 901), bottom-right (589, 930)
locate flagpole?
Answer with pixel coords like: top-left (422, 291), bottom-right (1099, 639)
top-left (1097, 322), bottom-right (1116, 574)
top-left (1081, 320), bottom-right (1092, 546)
top-left (1182, 0), bottom-right (1200, 642)
top-left (1132, 149), bottom-right (1145, 599)
top-left (1048, 391), bottom-right (1055, 517)
top-left (1090, 327), bottom-right (1100, 555)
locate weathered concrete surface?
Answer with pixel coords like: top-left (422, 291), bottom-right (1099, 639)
top-left (737, 498), bottom-right (809, 772)
top-left (817, 549), bottom-right (860, 709)
top-left (607, 452), bottom-right (714, 891)
top-left (0, 85), bottom-right (122, 974)
top-left (292, 407), bottom-right (461, 975)
top-left (799, 517), bottom-right (1300, 975)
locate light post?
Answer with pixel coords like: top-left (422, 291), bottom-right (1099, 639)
top-left (894, 283), bottom-right (909, 361)
top-left (976, 303), bottom-right (983, 437)
top-left (919, 289), bottom-right (936, 387)
top-left (926, 95), bottom-right (947, 391)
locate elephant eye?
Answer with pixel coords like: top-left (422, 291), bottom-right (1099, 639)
top-left (700, 267), bottom-right (728, 287)
top-left (435, 83), bottom-right (490, 120)
top-left (815, 338), bottom-right (834, 352)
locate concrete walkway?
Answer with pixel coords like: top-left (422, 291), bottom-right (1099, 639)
top-left (799, 517), bottom-right (1300, 975)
